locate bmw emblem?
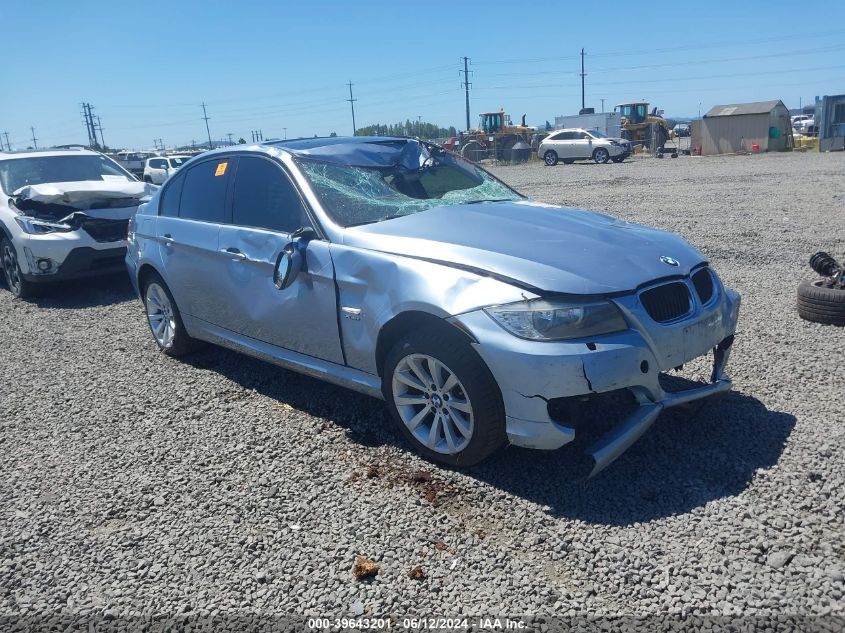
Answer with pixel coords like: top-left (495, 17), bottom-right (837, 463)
top-left (660, 255), bottom-right (680, 267)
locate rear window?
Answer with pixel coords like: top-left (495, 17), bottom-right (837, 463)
top-left (178, 159), bottom-right (230, 223)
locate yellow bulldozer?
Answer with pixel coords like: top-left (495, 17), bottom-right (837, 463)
top-left (459, 110), bottom-right (533, 162)
top-left (615, 102), bottom-right (672, 151)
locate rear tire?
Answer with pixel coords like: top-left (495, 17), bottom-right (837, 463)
top-left (797, 279), bottom-right (845, 326)
top-left (142, 273), bottom-right (201, 356)
top-left (1, 238), bottom-right (39, 299)
top-left (383, 325), bottom-right (506, 467)
top-left (543, 150), bottom-right (558, 166)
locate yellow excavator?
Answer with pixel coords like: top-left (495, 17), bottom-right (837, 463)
top-left (615, 102), bottom-right (672, 151)
top-left (459, 110), bottom-right (533, 162)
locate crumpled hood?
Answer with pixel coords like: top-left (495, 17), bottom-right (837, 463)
top-left (13, 180), bottom-right (155, 208)
top-left (343, 201), bottom-right (706, 295)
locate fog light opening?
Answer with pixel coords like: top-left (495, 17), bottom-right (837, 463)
top-left (640, 360), bottom-right (649, 374)
top-left (37, 259), bottom-right (52, 272)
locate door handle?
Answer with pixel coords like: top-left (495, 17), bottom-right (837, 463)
top-left (221, 247), bottom-right (247, 261)
top-left (161, 233), bottom-right (175, 246)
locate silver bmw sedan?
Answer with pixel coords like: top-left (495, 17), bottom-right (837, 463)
top-left (126, 137), bottom-right (740, 476)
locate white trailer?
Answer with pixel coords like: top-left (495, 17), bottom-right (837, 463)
top-left (554, 112), bottom-right (622, 137)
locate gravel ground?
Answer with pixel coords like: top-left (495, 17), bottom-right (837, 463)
top-left (1, 151), bottom-right (843, 630)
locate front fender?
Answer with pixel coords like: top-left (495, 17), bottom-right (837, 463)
top-left (329, 244), bottom-right (534, 374)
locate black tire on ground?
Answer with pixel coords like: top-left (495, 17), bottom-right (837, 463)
top-left (543, 150), bottom-right (558, 166)
top-left (593, 147), bottom-right (610, 164)
top-left (611, 156), bottom-right (625, 163)
top-left (383, 325), bottom-right (506, 467)
top-left (141, 272), bottom-right (202, 356)
top-left (1, 237), bottom-right (39, 299)
top-left (797, 279), bottom-right (845, 326)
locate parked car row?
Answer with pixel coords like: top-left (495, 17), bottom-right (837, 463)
top-left (1, 138), bottom-right (740, 476)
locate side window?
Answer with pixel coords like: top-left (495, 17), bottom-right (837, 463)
top-left (150, 159), bottom-right (166, 169)
top-left (231, 156), bottom-right (310, 233)
top-left (159, 171), bottom-right (185, 217)
top-left (555, 132), bottom-right (573, 140)
top-left (575, 132), bottom-right (590, 139)
top-left (178, 158), bottom-right (230, 223)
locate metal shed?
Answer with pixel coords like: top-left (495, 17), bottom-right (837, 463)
top-left (694, 100), bottom-right (793, 155)
top-left (817, 94), bottom-right (845, 152)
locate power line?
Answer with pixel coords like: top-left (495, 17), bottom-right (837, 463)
top-left (201, 102), bottom-right (212, 149)
top-left (346, 81), bottom-right (357, 136)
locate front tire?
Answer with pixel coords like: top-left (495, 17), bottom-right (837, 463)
top-left (142, 273), bottom-right (199, 356)
top-left (543, 150), bottom-right (558, 166)
top-left (384, 326), bottom-right (505, 467)
top-left (611, 156), bottom-right (625, 163)
top-left (593, 147), bottom-right (610, 164)
top-left (1, 238), bottom-right (38, 299)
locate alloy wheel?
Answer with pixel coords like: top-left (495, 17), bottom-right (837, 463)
top-left (2, 243), bottom-right (22, 295)
top-left (145, 282), bottom-right (176, 349)
top-left (392, 353), bottom-right (474, 455)
top-left (594, 148), bottom-right (609, 163)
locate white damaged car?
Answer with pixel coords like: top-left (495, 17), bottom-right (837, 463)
top-left (0, 148), bottom-right (156, 298)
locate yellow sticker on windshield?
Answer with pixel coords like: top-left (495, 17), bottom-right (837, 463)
top-left (215, 162), bottom-right (228, 176)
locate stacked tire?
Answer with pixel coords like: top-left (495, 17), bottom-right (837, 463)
top-left (797, 279), bottom-right (845, 326)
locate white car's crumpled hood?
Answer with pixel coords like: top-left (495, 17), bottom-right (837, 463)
top-left (13, 180), bottom-right (157, 208)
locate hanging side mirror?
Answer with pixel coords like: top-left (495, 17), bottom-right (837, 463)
top-left (273, 243), bottom-right (303, 290)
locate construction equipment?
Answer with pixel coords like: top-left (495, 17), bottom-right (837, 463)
top-left (615, 102), bottom-right (672, 152)
top-left (458, 110), bottom-right (533, 162)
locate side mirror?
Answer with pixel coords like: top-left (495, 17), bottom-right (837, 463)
top-left (273, 243), bottom-right (303, 290)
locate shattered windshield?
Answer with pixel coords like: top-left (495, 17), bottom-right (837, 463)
top-left (0, 155), bottom-right (133, 194)
top-left (296, 150), bottom-right (521, 227)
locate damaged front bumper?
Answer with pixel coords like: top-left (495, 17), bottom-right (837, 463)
top-left (450, 286), bottom-right (740, 476)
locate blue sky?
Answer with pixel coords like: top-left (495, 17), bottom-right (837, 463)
top-left (1, 0), bottom-right (844, 150)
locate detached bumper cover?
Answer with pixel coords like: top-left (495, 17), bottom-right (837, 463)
top-left (450, 285), bottom-right (740, 475)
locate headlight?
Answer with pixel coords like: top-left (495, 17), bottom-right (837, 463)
top-left (484, 299), bottom-right (628, 341)
top-left (14, 216), bottom-right (73, 235)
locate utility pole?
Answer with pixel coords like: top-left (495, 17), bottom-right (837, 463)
top-left (226, 132), bottom-right (233, 145)
top-left (201, 102), bottom-right (212, 149)
top-left (460, 56), bottom-right (472, 131)
top-left (346, 81), bottom-right (357, 136)
top-left (30, 127), bottom-right (38, 149)
top-left (600, 98), bottom-right (605, 113)
top-left (81, 103), bottom-right (99, 149)
top-left (2, 131), bottom-right (10, 151)
top-left (96, 115), bottom-right (106, 150)
top-left (283, 127), bottom-right (287, 140)
top-left (580, 48), bottom-right (586, 112)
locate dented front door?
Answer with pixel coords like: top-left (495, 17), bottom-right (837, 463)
top-left (213, 225), bottom-right (344, 364)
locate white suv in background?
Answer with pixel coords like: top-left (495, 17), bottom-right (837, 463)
top-left (0, 148), bottom-right (154, 298)
top-left (143, 155), bottom-right (191, 185)
top-left (539, 128), bottom-right (632, 165)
